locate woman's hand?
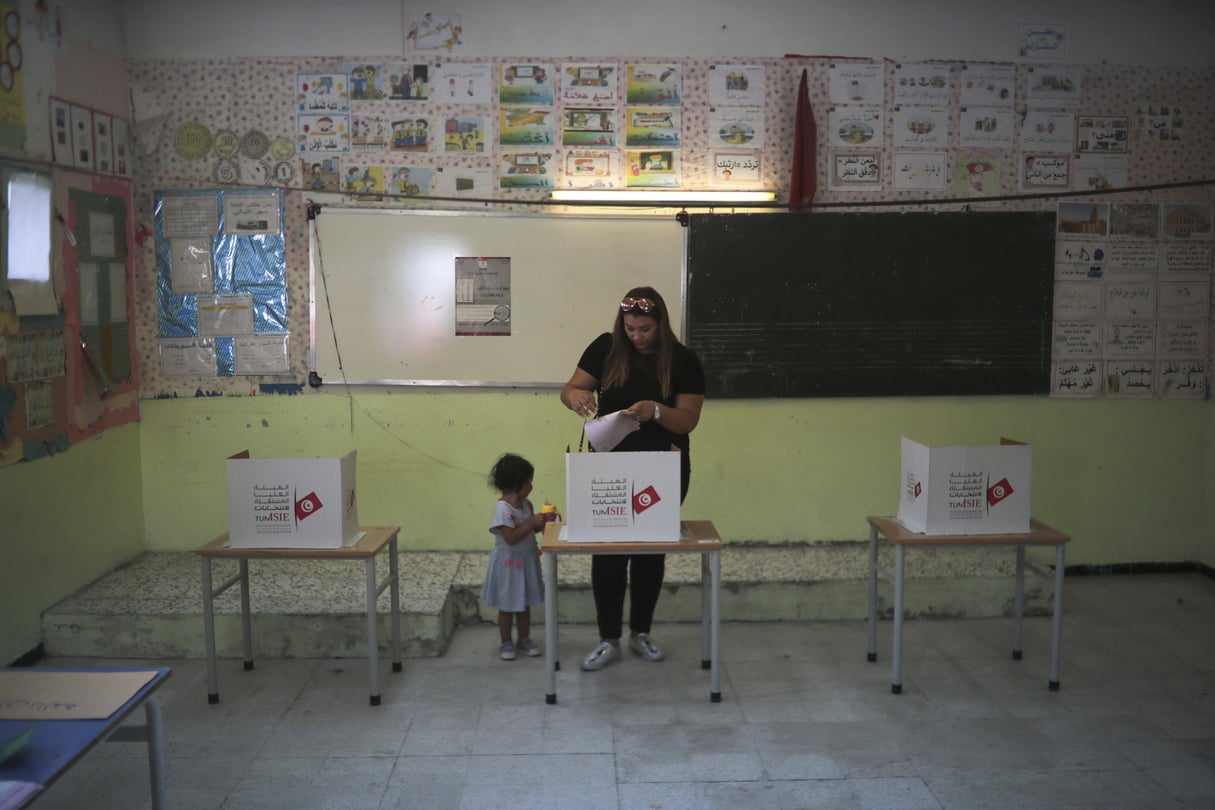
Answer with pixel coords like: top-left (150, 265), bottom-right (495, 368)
top-left (561, 369), bottom-right (600, 418)
top-left (624, 400), bottom-right (657, 422)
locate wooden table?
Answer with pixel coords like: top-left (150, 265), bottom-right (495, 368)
top-left (0, 667), bottom-right (171, 809)
top-left (196, 526), bottom-right (401, 706)
top-left (866, 515), bottom-right (1070, 694)
top-left (540, 520), bottom-right (724, 704)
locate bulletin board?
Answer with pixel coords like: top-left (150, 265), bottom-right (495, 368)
top-left (310, 209), bottom-right (686, 386)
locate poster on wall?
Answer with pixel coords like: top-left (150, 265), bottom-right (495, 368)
top-left (405, 12), bottom-right (463, 53)
top-left (455, 256), bottom-right (510, 336)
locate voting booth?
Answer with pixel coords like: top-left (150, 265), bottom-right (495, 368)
top-left (897, 437), bottom-right (1031, 535)
top-left (226, 450), bottom-right (359, 548)
top-left (565, 451), bottom-right (681, 542)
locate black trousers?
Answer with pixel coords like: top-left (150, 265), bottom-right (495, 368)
top-left (590, 456), bottom-right (688, 640)
top-left (591, 553), bottom-right (665, 639)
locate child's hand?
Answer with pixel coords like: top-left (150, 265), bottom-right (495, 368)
top-left (532, 514), bottom-right (546, 530)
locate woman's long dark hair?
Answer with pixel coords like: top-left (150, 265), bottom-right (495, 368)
top-left (602, 286), bottom-right (679, 398)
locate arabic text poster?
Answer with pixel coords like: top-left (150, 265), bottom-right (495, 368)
top-left (1103, 320), bottom-right (1155, 358)
top-left (1157, 359), bottom-right (1207, 399)
top-left (708, 106), bottom-right (764, 150)
top-left (959, 63), bottom-right (1016, 107)
top-left (499, 63), bottom-right (555, 104)
top-left (455, 257), bottom-right (512, 337)
top-left (1053, 320), bottom-right (1101, 357)
top-left (891, 106), bottom-right (948, 148)
top-left (1134, 103), bottom-right (1183, 143)
top-left (707, 64), bottom-right (764, 105)
top-left (958, 107), bottom-right (1015, 148)
top-left (1019, 23), bottom-right (1068, 59)
top-left (892, 63), bottom-right (951, 105)
top-left (562, 149), bottom-right (618, 189)
top-left (1072, 154), bottom-right (1128, 192)
top-left (828, 107), bottom-right (883, 149)
top-left (828, 62), bottom-right (884, 106)
top-left (827, 150), bottom-right (881, 191)
top-left (625, 149), bottom-right (680, 188)
top-left (893, 152), bottom-right (946, 191)
top-left (1025, 66), bottom-right (1082, 108)
top-left (1021, 154), bottom-right (1070, 192)
top-left (296, 73), bottom-right (348, 112)
top-left (1020, 110), bottom-right (1075, 152)
top-left (562, 107), bottom-right (616, 147)
top-left (433, 61), bottom-right (493, 104)
top-left (561, 62), bottom-right (618, 104)
top-left (626, 107), bottom-right (680, 148)
top-left (1052, 361), bottom-right (1100, 397)
top-left (1076, 115), bottom-right (1130, 153)
top-left (625, 64), bottom-right (682, 105)
top-left (710, 152), bottom-right (761, 185)
top-left (1105, 360), bottom-right (1154, 398)
top-left (297, 114), bottom-right (350, 154)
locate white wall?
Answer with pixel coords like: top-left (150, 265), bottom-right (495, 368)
top-left (122, 0), bottom-right (1215, 65)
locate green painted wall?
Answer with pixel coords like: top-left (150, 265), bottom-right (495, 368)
top-left (139, 393), bottom-right (1209, 565)
top-left (0, 424), bottom-right (144, 664)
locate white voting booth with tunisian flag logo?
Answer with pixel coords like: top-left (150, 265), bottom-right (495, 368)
top-left (226, 450), bottom-right (360, 548)
top-left (896, 437), bottom-right (1031, 535)
top-left (564, 451), bottom-right (681, 542)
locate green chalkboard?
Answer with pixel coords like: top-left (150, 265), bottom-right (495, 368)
top-left (686, 211), bottom-right (1056, 398)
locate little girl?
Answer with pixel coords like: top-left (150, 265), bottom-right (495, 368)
top-left (481, 453), bottom-right (546, 660)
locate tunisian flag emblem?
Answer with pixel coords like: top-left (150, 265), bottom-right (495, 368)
top-left (987, 478), bottom-right (1014, 508)
top-left (296, 491), bottom-right (324, 521)
top-left (633, 485), bottom-right (661, 515)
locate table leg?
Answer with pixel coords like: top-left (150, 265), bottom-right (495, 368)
top-left (143, 695), bottom-right (166, 810)
top-left (700, 552), bottom-right (711, 670)
top-left (544, 550), bottom-right (558, 704)
top-left (891, 543), bottom-right (905, 695)
top-left (201, 558), bottom-right (220, 704)
top-left (1013, 545), bottom-right (1025, 660)
top-left (366, 556), bottom-right (381, 705)
top-left (239, 560), bottom-right (253, 671)
top-left (1049, 543), bottom-right (1065, 691)
top-left (389, 537), bottom-right (402, 673)
top-left (710, 549), bottom-right (721, 703)
top-left (867, 524), bottom-right (878, 663)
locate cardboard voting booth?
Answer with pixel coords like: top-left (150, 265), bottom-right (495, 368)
top-left (897, 437), bottom-right (1031, 535)
top-left (227, 450), bottom-right (359, 548)
top-left (565, 451), bottom-right (681, 542)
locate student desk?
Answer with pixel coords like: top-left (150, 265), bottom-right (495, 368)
top-left (866, 515), bottom-right (1070, 694)
top-left (196, 526), bottom-right (402, 706)
top-left (540, 520), bottom-right (724, 704)
top-left (0, 667), bottom-right (170, 809)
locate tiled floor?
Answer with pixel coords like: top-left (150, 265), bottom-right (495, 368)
top-left (22, 573), bottom-right (1215, 809)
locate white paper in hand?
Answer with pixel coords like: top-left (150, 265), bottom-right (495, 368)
top-left (583, 410), bottom-right (640, 451)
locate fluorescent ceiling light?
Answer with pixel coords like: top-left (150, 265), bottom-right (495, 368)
top-left (549, 189), bottom-right (776, 203)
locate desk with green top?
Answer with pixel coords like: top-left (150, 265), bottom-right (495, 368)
top-left (540, 520), bottom-right (724, 705)
top-left (866, 515), bottom-right (1070, 694)
top-left (196, 526), bottom-right (402, 706)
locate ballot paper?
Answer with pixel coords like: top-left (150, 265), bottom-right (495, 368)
top-left (583, 410), bottom-right (640, 451)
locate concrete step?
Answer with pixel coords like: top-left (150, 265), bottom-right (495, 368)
top-left (42, 544), bottom-right (1058, 660)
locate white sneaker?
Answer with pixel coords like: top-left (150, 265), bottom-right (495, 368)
top-left (580, 641), bottom-right (621, 671)
top-left (628, 633), bottom-right (665, 662)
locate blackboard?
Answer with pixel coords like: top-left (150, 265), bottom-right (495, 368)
top-left (310, 209), bottom-right (685, 386)
top-left (685, 211), bottom-right (1056, 398)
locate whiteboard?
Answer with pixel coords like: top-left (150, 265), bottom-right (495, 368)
top-left (310, 209), bottom-right (686, 386)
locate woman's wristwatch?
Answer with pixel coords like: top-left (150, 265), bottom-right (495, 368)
top-left (653, 402), bottom-right (661, 421)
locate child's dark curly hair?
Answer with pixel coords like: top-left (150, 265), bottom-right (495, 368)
top-left (489, 453), bottom-right (534, 493)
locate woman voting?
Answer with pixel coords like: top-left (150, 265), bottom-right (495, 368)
top-left (560, 287), bottom-right (706, 671)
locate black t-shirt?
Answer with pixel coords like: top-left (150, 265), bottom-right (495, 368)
top-left (576, 332), bottom-right (706, 457)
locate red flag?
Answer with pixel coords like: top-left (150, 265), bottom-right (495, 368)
top-left (788, 68), bottom-right (818, 209)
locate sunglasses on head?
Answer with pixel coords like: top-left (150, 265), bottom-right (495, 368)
top-left (620, 297), bottom-right (656, 313)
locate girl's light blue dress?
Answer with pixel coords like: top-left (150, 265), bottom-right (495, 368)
top-left (481, 499), bottom-right (545, 612)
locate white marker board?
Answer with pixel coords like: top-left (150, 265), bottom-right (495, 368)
top-left (310, 209), bottom-right (686, 386)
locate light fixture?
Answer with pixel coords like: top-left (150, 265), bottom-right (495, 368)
top-left (549, 189), bottom-right (776, 203)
